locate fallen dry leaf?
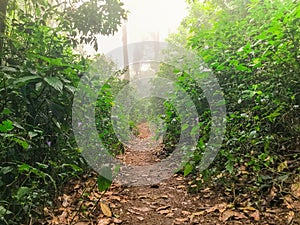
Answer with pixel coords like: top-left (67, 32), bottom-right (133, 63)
top-left (110, 195), bottom-right (121, 201)
top-left (267, 186), bottom-right (278, 202)
top-left (220, 210), bottom-right (246, 222)
top-left (100, 202), bottom-right (112, 217)
top-left (181, 210), bottom-right (191, 215)
top-left (75, 222), bottom-right (89, 225)
top-left (97, 218), bottom-right (111, 225)
top-left (138, 195), bottom-right (148, 199)
top-left (291, 183), bottom-right (300, 198)
top-left (160, 195), bottom-right (169, 199)
top-left (131, 206), bottom-right (152, 212)
top-left (57, 210), bottom-right (68, 223)
top-left (206, 203), bottom-right (227, 213)
top-left (137, 216), bottom-right (144, 221)
top-left (287, 211), bottom-right (295, 224)
top-left (166, 212), bottom-right (174, 218)
top-left (156, 205), bottom-right (171, 211)
top-left (43, 207), bottom-right (50, 216)
top-left (190, 211), bottom-right (205, 221)
top-left (175, 217), bottom-right (189, 222)
top-left (177, 185), bottom-right (186, 189)
top-left (158, 209), bottom-right (171, 214)
top-left (200, 188), bottom-right (211, 193)
top-left (293, 201), bottom-right (300, 210)
top-left (250, 210), bottom-right (260, 221)
top-left (61, 194), bottom-right (71, 208)
top-left (284, 195), bottom-right (294, 209)
top-left (192, 211), bottom-right (205, 216)
top-left (239, 206), bottom-right (257, 212)
top-left (127, 208), bottom-right (142, 215)
top-left (111, 218), bottom-right (122, 224)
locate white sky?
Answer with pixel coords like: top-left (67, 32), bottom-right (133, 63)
top-left (95, 0), bottom-right (188, 54)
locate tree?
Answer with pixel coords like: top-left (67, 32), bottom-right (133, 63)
top-left (0, 0), bottom-right (127, 224)
top-left (0, 0), bottom-right (127, 52)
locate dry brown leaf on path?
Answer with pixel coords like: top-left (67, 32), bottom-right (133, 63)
top-left (200, 187), bottom-right (211, 193)
top-left (249, 210), bottom-right (260, 221)
top-left (75, 222), bottom-right (89, 225)
top-left (239, 206), bottom-right (257, 212)
top-left (191, 211), bottom-right (205, 217)
top-left (138, 195), bottom-right (148, 199)
top-left (160, 195), bottom-right (169, 199)
top-left (284, 195), bottom-right (294, 209)
top-left (100, 202), bottom-right (112, 217)
top-left (74, 222), bottom-right (89, 225)
top-left (156, 205), bottom-right (171, 211)
top-left (189, 210), bottom-right (207, 222)
top-left (97, 218), bottom-right (111, 225)
top-left (220, 210), bottom-right (247, 222)
top-left (166, 212), bottom-right (174, 218)
top-left (61, 194), bottom-right (72, 207)
top-left (206, 203), bottom-right (227, 213)
top-left (131, 206), bottom-right (152, 212)
top-left (291, 183), bottom-right (300, 198)
top-left (175, 217), bottom-right (189, 223)
top-left (57, 210), bottom-right (68, 223)
top-left (158, 209), bottom-right (171, 214)
top-left (137, 216), bottom-right (144, 221)
top-left (293, 201), bottom-right (300, 210)
top-left (287, 211), bottom-right (295, 224)
top-left (181, 210), bottom-right (191, 215)
top-left (111, 218), bottom-right (123, 224)
top-left (110, 195), bottom-right (121, 202)
top-left (177, 185), bottom-right (186, 189)
top-left (267, 186), bottom-right (277, 202)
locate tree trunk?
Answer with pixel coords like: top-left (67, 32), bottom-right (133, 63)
top-left (0, 0), bottom-right (9, 64)
top-left (122, 24), bottom-right (130, 81)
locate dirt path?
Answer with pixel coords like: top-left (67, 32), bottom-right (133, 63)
top-left (41, 123), bottom-right (298, 225)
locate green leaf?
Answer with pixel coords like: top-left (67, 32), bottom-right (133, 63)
top-left (97, 167), bottom-right (112, 192)
top-left (18, 164), bottom-right (31, 173)
top-left (15, 187), bottom-right (31, 201)
top-left (0, 206), bottom-right (13, 218)
top-left (0, 166), bottom-right (14, 175)
top-left (14, 75), bottom-right (41, 85)
top-left (12, 137), bottom-right (29, 149)
top-left (0, 120), bottom-right (14, 133)
top-left (235, 64), bottom-right (250, 71)
top-left (1, 66), bottom-right (17, 72)
top-left (184, 163), bottom-right (193, 177)
top-left (225, 161), bottom-right (234, 174)
top-left (28, 131), bottom-right (38, 139)
top-left (1, 108), bottom-right (11, 115)
top-left (182, 123), bottom-right (189, 131)
top-left (44, 77), bottom-right (63, 92)
top-left (62, 164), bottom-right (83, 172)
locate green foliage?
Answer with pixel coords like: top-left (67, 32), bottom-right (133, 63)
top-left (160, 0), bottom-right (300, 202)
top-left (0, 0), bottom-right (126, 224)
top-left (95, 65), bottom-right (128, 156)
top-left (97, 167), bottom-right (113, 192)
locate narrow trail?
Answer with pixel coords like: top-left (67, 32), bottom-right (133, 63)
top-left (42, 123), bottom-right (295, 225)
top-left (112, 123), bottom-right (225, 225)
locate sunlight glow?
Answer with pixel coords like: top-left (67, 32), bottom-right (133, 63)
top-left (96, 0), bottom-right (188, 54)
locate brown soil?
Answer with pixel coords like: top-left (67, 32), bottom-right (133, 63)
top-left (39, 123), bottom-right (300, 225)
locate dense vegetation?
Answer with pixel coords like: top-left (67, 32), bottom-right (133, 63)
top-left (0, 0), bottom-right (126, 224)
top-left (0, 0), bottom-right (299, 224)
top-left (159, 0), bottom-right (300, 207)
